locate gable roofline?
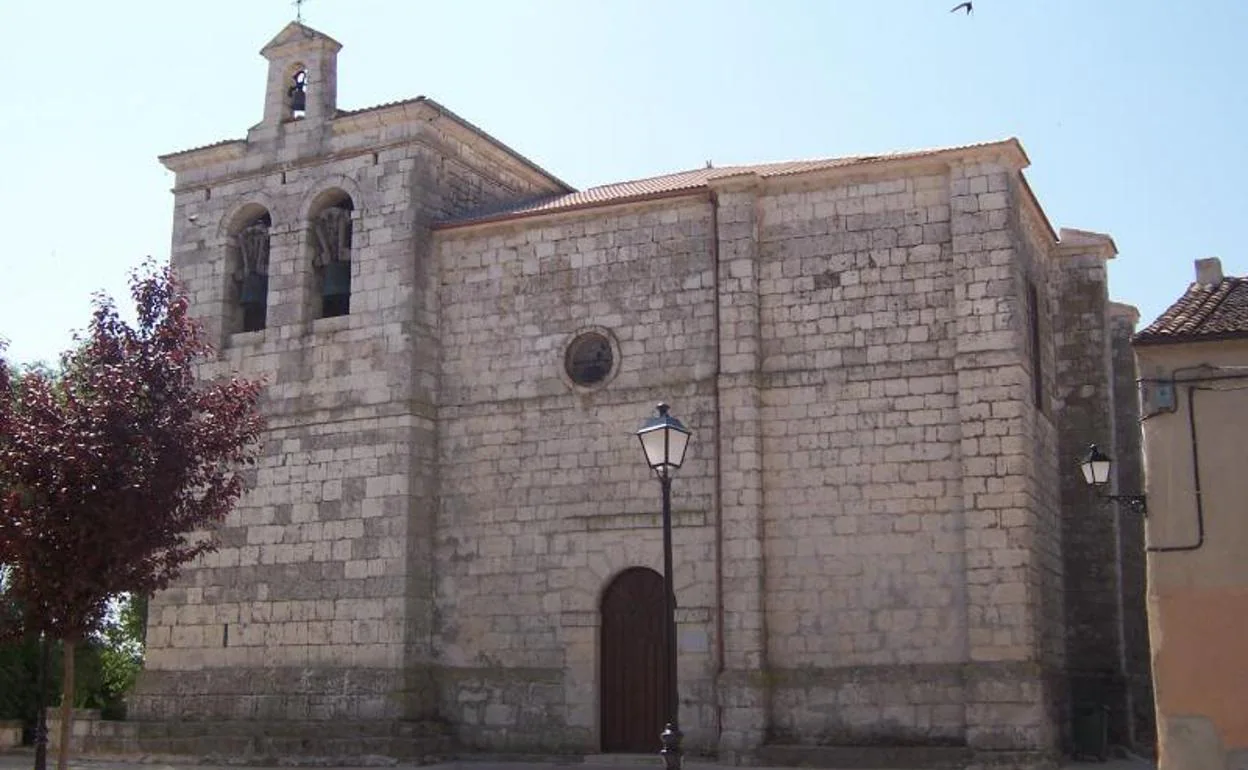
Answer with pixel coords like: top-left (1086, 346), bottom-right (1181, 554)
top-left (334, 96), bottom-right (572, 192)
top-left (157, 95), bottom-right (572, 191)
top-left (1135, 329), bottom-right (1248, 347)
top-left (261, 22), bottom-right (342, 56)
top-left (435, 137), bottom-right (1031, 231)
top-left (158, 138), bottom-right (247, 171)
top-left (1017, 173), bottom-right (1059, 245)
top-left (1134, 271), bottom-right (1248, 346)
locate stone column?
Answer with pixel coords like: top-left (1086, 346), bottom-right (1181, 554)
top-left (709, 175), bottom-right (769, 761)
top-left (950, 160), bottom-right (1057, 758)
top-left (265, 224), bottom-right (310, 329)
top-left (402, 198), bottom-right (441, 720)
top-left (1108, 301), bottom-right (1155, 752)
top-left (1052, 228), bottom-right (1130, 748)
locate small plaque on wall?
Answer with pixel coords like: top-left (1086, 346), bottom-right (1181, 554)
top-left (680, 629), bottom-right (709, 653)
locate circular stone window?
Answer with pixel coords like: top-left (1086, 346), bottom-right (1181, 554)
top-left (564, 331), bottom-right (615, 387)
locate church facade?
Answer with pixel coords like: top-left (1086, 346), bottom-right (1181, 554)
top-left (130, 22), bottom-right (1153, 766)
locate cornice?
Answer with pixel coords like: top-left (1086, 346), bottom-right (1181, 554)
top-left (1055, 227), bottom-right (1118, 260)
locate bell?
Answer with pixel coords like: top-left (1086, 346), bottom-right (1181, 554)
top-left (240, 274), bottom-right (268, 307)
top-left (289, 70), bottom-right (308, 115)
top-left (322, 261), bottom-right (351, 298)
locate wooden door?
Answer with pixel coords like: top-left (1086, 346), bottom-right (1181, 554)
top-left (600, 567), bottom-right (669, 752)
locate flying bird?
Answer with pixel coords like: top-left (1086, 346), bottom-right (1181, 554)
top-left (950, 2), bottom-right (973, 14)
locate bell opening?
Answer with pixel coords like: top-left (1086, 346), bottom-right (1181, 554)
top-left (240, 274), bottom-right (269, 333)
top-left (241, 274), bottom-right (268, 306)
top-left (242, 303), bottom-right (267, 334)
top-left (289, 69), bottom-right (308, 118)
top-left (322, 292), bottom-right (350, 319)
top-left (321, 261), bottom-right (351, 318)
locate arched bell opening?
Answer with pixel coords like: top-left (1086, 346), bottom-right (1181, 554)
top-left (287, 65), bottom-right (308, 120)
top-left (226, 204), bottom-right (273, 334)
top-left (308, 189), bottom-right (355, 319)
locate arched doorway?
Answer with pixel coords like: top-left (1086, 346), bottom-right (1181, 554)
top-left (600, 567), bottom-right (669, 752)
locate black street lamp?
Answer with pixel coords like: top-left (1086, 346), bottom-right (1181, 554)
top-left (1079, 444), bottom-right (1147, 515)
top-left (636, 403), bottom-right (692, 770)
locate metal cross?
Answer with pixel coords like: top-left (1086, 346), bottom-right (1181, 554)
top-left (293, 0), bottom-right (306, 23)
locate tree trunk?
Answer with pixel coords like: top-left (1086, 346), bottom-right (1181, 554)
top-left (33, 633), bottom-right (50, 770)
top-left (55, 639), bottom-right (74, 770)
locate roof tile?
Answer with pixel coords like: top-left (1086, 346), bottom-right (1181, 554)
top-left (1135, 277), bottom-right (1248, 344)
top-left (437, 139), bottom-right (1021, 228)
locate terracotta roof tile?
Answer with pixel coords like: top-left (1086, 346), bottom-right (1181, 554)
top-left (1135, 277), bottom-right (1248, 344)
top-left (437, 139), bottom-right (1022, 228)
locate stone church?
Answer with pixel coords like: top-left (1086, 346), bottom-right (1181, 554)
top-left (128, 21), bottom-right (1154, 767)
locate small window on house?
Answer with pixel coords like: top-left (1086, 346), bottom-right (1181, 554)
top-left (1026, 280), bottom-right (1044, 411)
top-left (289, 69), bottom-right (308, 119)
top-left (311, 195), bottom-right (354, 318)
top-left (232, 210), bottom-right (272, 333)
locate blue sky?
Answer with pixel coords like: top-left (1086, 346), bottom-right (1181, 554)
top-left (1, 0), bottom-right (1244, 365)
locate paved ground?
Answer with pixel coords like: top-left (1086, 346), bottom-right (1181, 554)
top-left (0, 752), bottom-right (1156, 770)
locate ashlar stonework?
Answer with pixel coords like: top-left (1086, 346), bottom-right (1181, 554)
top-left (127, 21), bottom-right (1153, 766)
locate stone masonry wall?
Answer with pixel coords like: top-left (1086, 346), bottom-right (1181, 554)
top-left (432, 158), bottom-right (1068, 757)
top-left (1109, 303), bottom-right (1155, 752)
top-left (425, 158), bottom-right (1070, 757)
top-left (434, 199), bottom-right (720, 753)
top-left (1009, 183), bottom-right (1067, 749)
top-left (137, 141), bottom-right (430, 722)
top-left (754, 169), bottom-right (972, 745)
top-left (1051, 231), bottom-right (1130, 750)
top-left (711, 179), bottom-right (770, 759)
top-left (135, 80), bottom-right (563, 727)
top-left (948, 162), bottom-right (1058, 756)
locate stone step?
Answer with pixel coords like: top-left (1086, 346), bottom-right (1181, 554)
top-left (756, 744), bottom-right (973, 769)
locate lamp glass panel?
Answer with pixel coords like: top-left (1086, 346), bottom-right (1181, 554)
top-left (1080, 460), bottom-right (1095, 486)
top-left (1090, 458), bottom-right (1112, 485)
top-left (667, 428), bottom-right (690, 469)
top-left (1080, 458), bottom-right (1112, 485)
top-left (639, 428), bottom-right (668, 469)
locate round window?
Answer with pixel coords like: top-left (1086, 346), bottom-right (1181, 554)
top-left (565, 332), bottom-right (614, 387)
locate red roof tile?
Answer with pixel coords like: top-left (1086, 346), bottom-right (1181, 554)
top-left (437, 139), bottom-right (1024, 228)
top-left (1135, 277), bottom-right (1248, 345)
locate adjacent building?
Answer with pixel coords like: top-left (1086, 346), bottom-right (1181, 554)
top-left (1133, 257), bottom-right (1248, 770)
top-left (125, 21), bottom-right (1152, 767)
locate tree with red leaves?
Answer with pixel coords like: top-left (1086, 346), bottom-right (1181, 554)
top-left (0, 262), bottom-right (264, 770)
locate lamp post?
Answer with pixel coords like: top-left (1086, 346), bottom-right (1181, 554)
top-left (1079, 444), bottom-right (1147, 515)
top-left (636, 403), bottom-right (692, 770)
